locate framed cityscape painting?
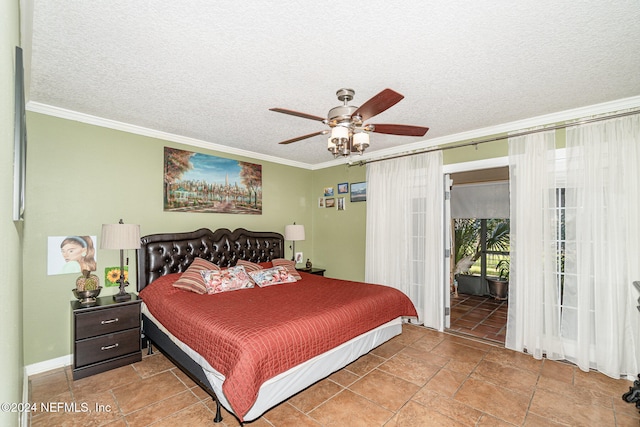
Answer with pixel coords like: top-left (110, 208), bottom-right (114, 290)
top-left (164, 147), bottom-right (262, 214)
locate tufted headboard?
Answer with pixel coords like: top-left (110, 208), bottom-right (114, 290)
top-left (136, 227), bottom-right (285, 291)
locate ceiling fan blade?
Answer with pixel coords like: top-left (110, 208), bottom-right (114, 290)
top-left (351, 89), bottom-right (404, 121)
top-left (278, 130), bottom-right (328, 145)
top-left (369, 124), bottom-right (429, 137)
top-left (269, 108), bottom-right (325, 122)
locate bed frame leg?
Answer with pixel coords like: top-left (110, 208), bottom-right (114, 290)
top-left (213, 398), bottom-right (223, 423)
top-left (147, 338), bottom-right (154, 355)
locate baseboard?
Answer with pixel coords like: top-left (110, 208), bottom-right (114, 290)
top-left (21, 355), bottom-right (73, 426)
top-left (20, 369), bottom-right (28, 427)
top-left (24, 354), bottom-right (72, 376)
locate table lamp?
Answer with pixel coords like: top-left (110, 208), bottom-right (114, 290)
top-left (100, 219), bottom-right (140, 301)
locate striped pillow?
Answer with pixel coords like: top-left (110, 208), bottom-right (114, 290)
top-left (236, 260), bottom-right (264, 273)
top-left (271, 258), bottom-right (302, 280)
top-left (173, 257), bottom-right (220, 294)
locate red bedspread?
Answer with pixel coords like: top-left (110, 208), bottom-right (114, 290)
top-left (139, 271), bottom-right (417, 421)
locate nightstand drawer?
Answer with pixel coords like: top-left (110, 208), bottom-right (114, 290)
top-left (75, 304), bottom-right (140, 339)
top-left (75, 328), bottom-right (140, 367)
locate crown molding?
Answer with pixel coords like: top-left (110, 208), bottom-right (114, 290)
top-left (26, 102), bottom-right (314, 170)
top-left (28, 95), bottom-right (640, 171)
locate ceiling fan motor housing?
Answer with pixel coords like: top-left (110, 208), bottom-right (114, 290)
top-left (327, 105), bottom-right (359, 127)
top-left (328, 88), bottom-right (362, 128)
top-left (336, 88), bottom-right (354, 102)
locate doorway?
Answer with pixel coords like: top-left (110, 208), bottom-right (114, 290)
top-left (446, 165), bottom-right (510, 345)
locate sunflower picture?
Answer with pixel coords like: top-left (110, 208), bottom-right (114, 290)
top-left (105, 266), bottom-right (128, 287)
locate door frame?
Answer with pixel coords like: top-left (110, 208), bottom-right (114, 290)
top-left (442, 156), bottom-right (509, 328)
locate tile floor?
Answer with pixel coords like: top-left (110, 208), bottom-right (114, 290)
top-left (29, 324), bottom-right (640, 426)
top-left (449, 293), bottom-right (508, 344)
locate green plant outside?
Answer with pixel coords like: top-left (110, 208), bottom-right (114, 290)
top-left (468, 254), bottom-right (509, 277)
top-left (454, 218), bottom-right (510, 278)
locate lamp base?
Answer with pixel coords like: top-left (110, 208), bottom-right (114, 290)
top-left (113, 273), bottom-right (130, 302)
top-left (113, 292), bottom-right (131, 302)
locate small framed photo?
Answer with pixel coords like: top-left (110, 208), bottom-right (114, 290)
top-left (325, 198), bottom-right (335, 208)
top-left (337, 197), bottom-right (346, 210)
top-left (350, 182), bottom-right (366, 202)
top-left (318, 197), bottom-right (325, 208)
top-left (324, 187), bottom-right (334, 197)
top-left (295, 252), bottom-right (303, 263)
top-left (337, 183), bottom-right (349, 194)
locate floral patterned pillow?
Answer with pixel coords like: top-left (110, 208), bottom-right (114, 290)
top-left (200, 266), bottom-right (254, 294)
top-left (248, 266), bottom-right (297, 287)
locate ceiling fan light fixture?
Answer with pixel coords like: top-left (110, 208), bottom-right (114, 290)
top-left (329, 125), bottom-right (349, 157)
top-left (340, 142), bottom-right (351, 157)
top-left (327, 136), bottom-right (339, 157)
top-left (353, 132), bottom-right (370, 154)
top-left (330, 125), bottom-right (353, 157)
top-left (330, 126), bottom-right (349, 142)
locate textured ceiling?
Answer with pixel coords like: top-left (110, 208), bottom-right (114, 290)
top-left (24, 0), bottom-right (640, 168)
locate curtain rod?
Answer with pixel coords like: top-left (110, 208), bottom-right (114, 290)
top-left (348, 108), bottom-right (640, 167)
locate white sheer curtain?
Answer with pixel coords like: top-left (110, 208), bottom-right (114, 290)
top-left (506, 129), bottom-right (565, 359)
top-left (365, 151), bottom-right (444, 329)
top-left (562, 113), bottom-right (640, 377)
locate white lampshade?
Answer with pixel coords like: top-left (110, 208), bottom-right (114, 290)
top-left (327, 136), bottom-right (336, 150)
top-left (100, 222), bottom-right (141, 250)
top-left (353, 132), bottom-right (370, 149)
top-left (331, 126), bottom-right (349, 140)
top-left (284, 224), bottom-right (305, 241)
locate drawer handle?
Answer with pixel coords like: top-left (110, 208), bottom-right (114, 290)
top-left (101, 343), bottom-right (119, 351)
top-left (101, 318), bottom-right (119, 325)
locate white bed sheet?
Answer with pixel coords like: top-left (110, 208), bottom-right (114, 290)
top-left (142, 303), bottom-right (402, 421)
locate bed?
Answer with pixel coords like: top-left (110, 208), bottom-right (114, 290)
top-left (136, 227), bottom-right (417, 424)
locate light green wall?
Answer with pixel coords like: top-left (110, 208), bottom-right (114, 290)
top-left (441, 126), bottom-right (567, 165)
top-left (311, 163), bottom-right (366, 281)
top-left (443, 138), bottom-right (507, 165)
top-left (23, 112), bottom-right (313, 365)
top-left (1, 0), bottom-right (24, 425)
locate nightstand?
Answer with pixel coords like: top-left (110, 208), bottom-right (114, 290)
top-left (297, 268), bottom-right (326, 276)
top-left (71, 294), bottom-right (142, 380)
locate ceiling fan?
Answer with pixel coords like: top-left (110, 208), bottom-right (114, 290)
top-left (270, 88), bottom-right (429, 157)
